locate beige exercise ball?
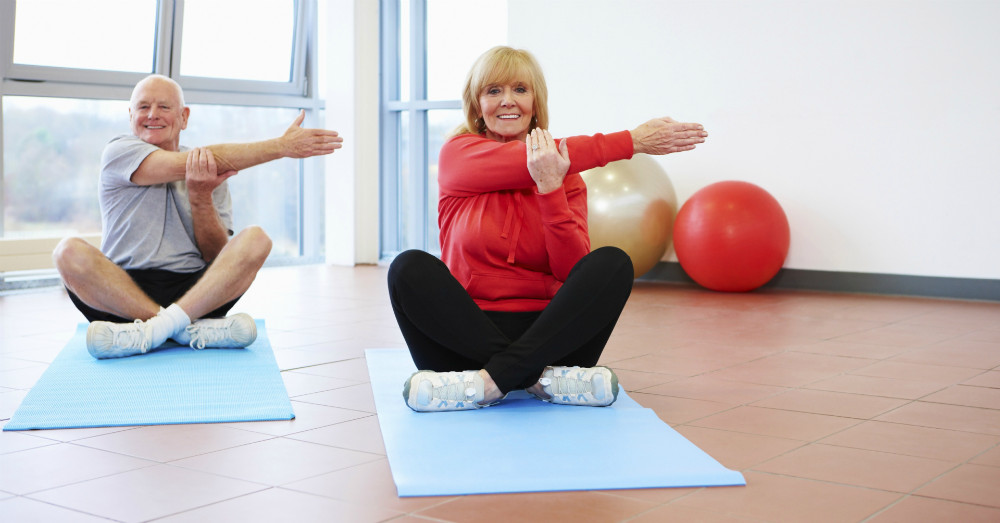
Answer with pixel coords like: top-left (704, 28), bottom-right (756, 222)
top-left (581, 154), bottom-right (678, 278)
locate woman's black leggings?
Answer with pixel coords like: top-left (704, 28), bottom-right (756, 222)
top-left (387, 246), bottom-right (634, 393)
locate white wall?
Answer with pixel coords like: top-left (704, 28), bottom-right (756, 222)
top-left (509, 0), bottom-right (1000, 279)
top-left (324, 0), bottom-right (381, 265)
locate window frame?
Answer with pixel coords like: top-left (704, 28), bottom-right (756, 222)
top-left (379, 0), bottom-right (462, 259)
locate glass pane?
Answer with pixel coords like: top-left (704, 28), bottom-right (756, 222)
top-left (427, 0), bottom-right (507, 101)
top-left (399, 0), bottom-right (411, 101)
top-left (3, 97), bottom-right (129, 238)
top-left (182, 105), bottom-right (302, 257)
top-left (180, 0), bottom-right (296, 82)
top-left (13, 0), bottom-right (157, 73)
top-left (426, 109), bottom-right (464, 252)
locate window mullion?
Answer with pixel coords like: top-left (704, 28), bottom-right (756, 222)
top-left (410, 0), bottom-right (428, 251)
top-left (155, 0), bottom-right (176, 75)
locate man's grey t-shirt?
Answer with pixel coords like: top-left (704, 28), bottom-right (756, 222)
top-left (99, 135), bottom-right (233, 273)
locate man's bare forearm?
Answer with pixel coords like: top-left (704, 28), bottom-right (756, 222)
top-left (190, 196), bottom-right (229, 263)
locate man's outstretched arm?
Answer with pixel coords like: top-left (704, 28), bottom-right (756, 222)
top-left (130, 110), bottom-right (343, 185)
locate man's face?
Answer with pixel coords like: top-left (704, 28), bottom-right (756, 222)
top-left (129, 79), bottom-right (189, 151)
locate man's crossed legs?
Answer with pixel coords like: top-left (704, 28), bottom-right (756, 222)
top-left (53, 227), bottom-right (272, 359)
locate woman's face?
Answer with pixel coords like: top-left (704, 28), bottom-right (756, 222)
top-left (478, 80), bottom-right (534, 143)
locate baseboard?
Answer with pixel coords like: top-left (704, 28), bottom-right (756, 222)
top-left (638, 262), bottom-right (1000, 302)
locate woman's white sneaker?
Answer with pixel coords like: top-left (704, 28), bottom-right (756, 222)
top-left (535, 366), bottom-right (619, 406)
top-left (402, 370), bottom-right (487, 412)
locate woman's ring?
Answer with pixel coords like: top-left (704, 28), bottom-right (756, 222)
top-left (532, 144), bottom-right (539, 150)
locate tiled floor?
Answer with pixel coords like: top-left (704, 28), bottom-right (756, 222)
top-left (1, 264), bottom-right (999, 522)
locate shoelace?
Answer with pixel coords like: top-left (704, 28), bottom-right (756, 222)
top-left (544, 370), bottom-right (593, 395)
top-left (185, 323), bottom-right (228, 350)
top-left (115, 320), bottom-right (152, 353)
top-left (433, 374), bottom-right (477, 402)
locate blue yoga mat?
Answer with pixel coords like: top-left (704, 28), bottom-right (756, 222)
top-left (366, 348), bottom-right (746, 497)
top-left (4, 320), bottom-right (294, 431)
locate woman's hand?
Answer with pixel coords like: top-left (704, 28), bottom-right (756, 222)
top-left (631, 117), bottom-right (708, 155)
top-left (526, 128), bottom-right (570, 194)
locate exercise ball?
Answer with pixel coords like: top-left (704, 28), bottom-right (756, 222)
top-left (673, 181), bottom-right (789, 292)
top-left (581, 154), bottom-right (677, 278)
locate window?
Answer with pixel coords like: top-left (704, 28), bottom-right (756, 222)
top-left (380, 0), bottom-right (507, 258)
top-left (0, 0), bottom-right (322, 289)
top-left (13, 0), bottom-right (158, 74)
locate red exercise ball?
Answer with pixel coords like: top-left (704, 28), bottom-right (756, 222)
top-left (673, 181), bottom-right (790, 292)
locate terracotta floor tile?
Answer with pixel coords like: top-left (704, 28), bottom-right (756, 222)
top-left (915, 464), bottom-right (1000, 508)
top-left (416, 491), bottom-right (657, 523)
top-left (231, 400), bottom-right (369, 437)
top-left (596, 485), bottom-right (699, 505)
top-left (689, 406), bottom-right (860, 441)
top-left (851, 360), bottom-right (983, 385)
top-left (281, 370), bottom-right (361, 397)
top-left (609, 351), bottom-right (750, 377)
top-left (675, 471), bottom-right (900, 523)
top-left (831, 323), bottom-right (965, 348)
top-left (867, 495), bottom-right (1000, 523)
top-left (7, 425), bottom-right (133, 443)
top-left (707, 352), bottom-right (875, 387)
top-left (0, 496), bottom-right (110, 522)
top-left (750, 388), bottom-right (907, 419)
top-left (28, 464), bottom-right (266, 522)
top-left (0, 390), bottom-right (28, 419)
top-left (805, 373), bottom-right (946, 400)
top-left (0, 443), bottom-right (154, 495)
top-left (752, 444), bottom-right (955, 493)
top-left (73, 423), bottom-right (273, 462)
top-left (904, 302), bottom-right (1000, 330)
top-left (642, 374), bottom-right (787, 404)
top-left (0, 365), bottom-right (47, 390)
top-left (891, 339), bottom-right (1000, 370)
top-left (293, 382), bottom-right (377, 413)
top-left (284, 459), bottom-right (445, 513)
top-left (155, 487), bottom-right (403, 523)
top-left (876, 402), bottom-right (1000, 435)
top-left (287, 414), bottom-right (385, 455)
top-left (629, 392), bottom-right (735, 425)
top-left (819, 421), bottom-right (1000, 462)
top-left (606, 369), bottom-right (681, 392)
top-left (0, 430), bottom-right (56, 455)
top-left (616, 303), bottom-right (725, 328)
top-left (291, 357), bottom-right (373, 382)
top-left (971, 444), bottom-right (1000, 467)
top-left (171, 437), bottom-right (381, 486)
top-left (963, 370), bottom-right (1000, 388)
top-left (674, 425), bottom-right (804, 470)
top-left (794, 339), bottom-right (911, 360)
top-left (629, 502), bottom-right (760, 522)
top-left (921, 384), bottom-right (1000, 410)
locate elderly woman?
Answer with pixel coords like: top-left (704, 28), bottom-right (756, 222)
top-left (388, 46), bottom-right (706, 412)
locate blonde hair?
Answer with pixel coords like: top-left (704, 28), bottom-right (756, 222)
top-left (450, 46), bottom-right (549, 138)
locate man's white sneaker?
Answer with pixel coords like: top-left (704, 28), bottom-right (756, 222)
top-left (86, 320), bottom-right (154, 359)
top-left (402, 370), bottom-right (487, 412)
top-left (535, 366), bottom-right (619, 407)
top-left (179, 313), bottom-right (257, 350)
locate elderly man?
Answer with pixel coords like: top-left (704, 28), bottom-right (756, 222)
top-left (53, 74), bottom-right (343, 359)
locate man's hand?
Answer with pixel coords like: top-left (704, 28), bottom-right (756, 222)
top-left (186, 147), bottom-right (237, 201)
top-left (279, 109), bottom-right (344, 159)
